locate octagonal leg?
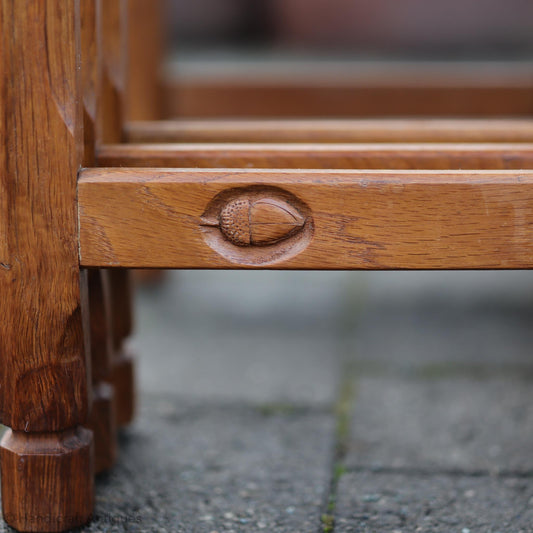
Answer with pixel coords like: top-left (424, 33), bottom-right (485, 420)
top-left (0, 429), bottom-right (94, 532)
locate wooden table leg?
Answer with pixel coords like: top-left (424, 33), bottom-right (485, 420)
top-left (0, 2), bottom-right (94, 530)
top-left (87, 269), bottom-right (118, 473)
top-left (107, 269), bottom-right (136, 427)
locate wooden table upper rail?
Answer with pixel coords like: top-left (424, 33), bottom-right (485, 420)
top-left (79, 168), bottom-right (533, 270)
top-left (125, 119), bottom-right (533, 144)
top-left (97, 142), bottom-right (533, 170)
top-left (162, 59), bottom-right (533, 117)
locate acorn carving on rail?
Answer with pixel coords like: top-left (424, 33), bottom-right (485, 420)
top-left (201, 186), bottom-right (314, 265)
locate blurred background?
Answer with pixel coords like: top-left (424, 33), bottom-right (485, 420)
top-left (128, 0), bottom-right (533, 120)
top-left (163, 0), bottom-right (533, 55)
top-left (128, 0), bottom-right (533, 398)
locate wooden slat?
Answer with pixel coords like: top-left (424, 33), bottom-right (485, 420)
top-left (79, 168), bottom-right (533, 270)
top-left (98, 0), bottom-right (127, 143)
top-left (125, 0), bottom-right (163, 121)
top-left (162, 59), bottom-right (533, 117)
top-left (126, 119), bottom-right (533, 144)
top-left (97, 143), bottom-right (533, 169)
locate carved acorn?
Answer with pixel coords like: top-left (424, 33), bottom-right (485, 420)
top-left (217, 196), bottom-right (306, 246)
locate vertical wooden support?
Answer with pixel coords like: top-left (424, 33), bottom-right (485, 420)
top-left (126, 0), bottom-right (164, 121)
top-left (0, 1), bottom-right (94, 530)
top-left (81, 0), bottom-right (118, 474)
top-left (87, 270), bottom-right (117, 473)
top-left (98, 0), bottom-right (127, 144)
top-left (107, 269), bottom-right (136, 427)
top-left (97, 0), bottom-right (136, 427)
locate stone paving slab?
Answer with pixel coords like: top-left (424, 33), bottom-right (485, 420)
top-left (345, 376), bottom-right (533, 472)
top-left (134, 328), bottom-right (342, 406)
top-left (76, 395), bottom-right (335, 533)
top-left (335, 471), bottom-right (533, 533)
top-left (350, 305), bottom-right (533, 370)
top-left (362, 271), bottom-right (533, 306)
top-left (133, 271), bottom-right (348, 405)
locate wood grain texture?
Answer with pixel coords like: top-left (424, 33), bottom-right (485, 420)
top-left (0, 0), bottom-right (89, 431)
top-left (97, 142), bottom-right (533, 170)
top-left (125, 119), bottom-right (533, 144)
top-left (0, 428), bottom-right (94, 532)
top-left (79, 168), bottom-right (533, 270)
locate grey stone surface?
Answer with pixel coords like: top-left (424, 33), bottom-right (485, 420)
top-left (133, 271), bottom-right (352, 405)
top-left (345, 376), bottom-right (533, 472)
top-left (335, 471), bottom-right (533, 533)
top-left (82, 396), bottom-right (335, 533)
top-left (349, 304), bottom-right (533, 370)
top-left (362, 271), bottom-right (533, 306)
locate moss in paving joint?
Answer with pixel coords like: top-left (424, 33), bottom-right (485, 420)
top-left (321, 513), bottom-right (335, 532)
top-left (319, 372), bottom-right (356, 532)
top-left (334, 375), bottom-right (356, 457)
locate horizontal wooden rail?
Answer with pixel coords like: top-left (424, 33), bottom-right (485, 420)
top-left (97, 143), bottom-right (533, 170)
top-left (125, 119), bottom-right (533, 144)
top-left (162, 59), bottom-right (533, 117)
top-left (79, 168), bottom-right (533, 270)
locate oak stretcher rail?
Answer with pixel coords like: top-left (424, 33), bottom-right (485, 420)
top-left (78, 168), bottom-right (533, 270)
top-left (97, 142), bottom-right (533, 169)
top-left (125, 119), bottom-right (533, 144)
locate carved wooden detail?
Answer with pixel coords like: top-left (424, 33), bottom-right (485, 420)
top-left (201, 186), bottom-right (313, 266)
top-left (218, 196), bottom-right (306, 246)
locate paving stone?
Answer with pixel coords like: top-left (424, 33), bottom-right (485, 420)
top-left (133, 271), bottom-right (350, 405)
top-left (0, 397), bottom-right (334, 533)
top-left (77, 395), bottom-right (335, 533)
top-left (349, 304), bottom-right (533, 370)
top-left (335, 471), bottom-right (533, 533)
top-left (362, 271), bottom-right (533, 307)
top-left (346, 376), bottom-right (533, 472)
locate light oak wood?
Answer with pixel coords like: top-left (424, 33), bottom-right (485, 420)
top-left (79, 168), bottom-right (533, 270)
top-left (126, 119), bottom-right (533, 144)
top-left (98, 142), bottom-right (533, 170)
